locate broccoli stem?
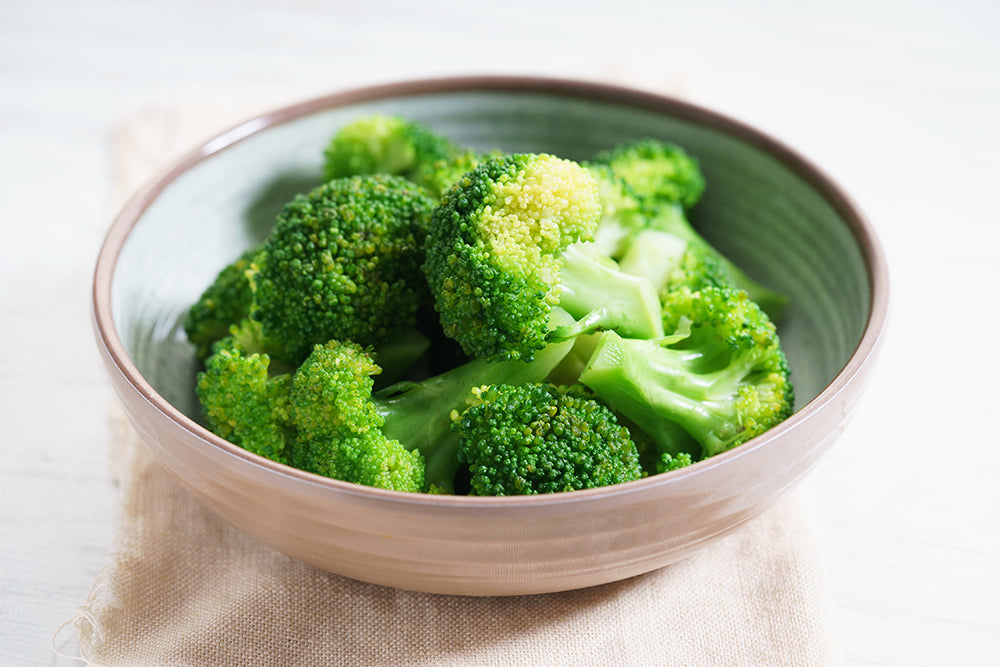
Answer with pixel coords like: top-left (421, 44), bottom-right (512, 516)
top-left (647, 208), bottom-right (788, 319)
top-left (616, 228), bottom-right (690, 292)
top-left (374, 336), bottom-right (575, 491)
top-left (554, 243), bottom-right (664, 340)
top-left (580, 330), bottom-right (754, 459)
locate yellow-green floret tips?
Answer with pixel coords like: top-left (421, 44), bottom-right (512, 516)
top-left (423, 153), bottom-right (664, 362)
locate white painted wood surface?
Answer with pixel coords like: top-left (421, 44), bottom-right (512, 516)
top-left (2, 1), bottom-right (997, 664)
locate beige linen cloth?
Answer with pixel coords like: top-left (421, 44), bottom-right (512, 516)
top-left (68, 103), bottom-right (844, 666)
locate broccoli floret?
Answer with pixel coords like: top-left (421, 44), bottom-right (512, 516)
top-left (195, 322), bottom-right (294, 464)
top-left (592, 138), bottom-right (787, 319)
top-left (657, 451), bottom-right (694, 474)
top-left (323, 115), bottom-right (460, 182)
top-left (323, 115), bottom-right (485, 198)
top-left (195, 328), bottom-right (426, 492)
top-left (637, 214), bottom-right (789, 319)
top-left (183, 245), bottom-right (263, 359)
top-left (591, 138), bottom-right (706, 210)
top-left (453, 383), bottom-right (643, 495)
top-left (580, 287), bottom-right (794, 460)
top-left (374, 335), bottom-right (576, 491)
top-left (423, 153), bottom-right (664, 362)
top-left (236, 331), bottom-right (575, 493)
top-left (250, 174), bottom-right (436, 364)
top-left (408, 148), bottom-right (494, 198)
top-left (287, 339), bottom-right (425, 492)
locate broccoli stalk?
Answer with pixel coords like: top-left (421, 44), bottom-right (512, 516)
top-left (551, 242), bottom-right (664, 341)
top-left (640, 211), bottom-right (789, 319)
top-left (579, 288), bottom-right (793, 459)
top-left (618, 228), bottom-right (752, 299)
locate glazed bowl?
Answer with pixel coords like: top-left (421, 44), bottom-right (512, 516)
top-left (92, 76), bottom-right (888, 596)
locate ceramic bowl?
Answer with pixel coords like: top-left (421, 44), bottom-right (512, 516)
top-left (92, 76), bottom-right (888, 595)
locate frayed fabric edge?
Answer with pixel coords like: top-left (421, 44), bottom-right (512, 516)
top-left (51, 403), bottom-right (140, 665)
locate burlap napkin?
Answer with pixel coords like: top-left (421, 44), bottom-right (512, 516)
top-left (70, 103), bottom-right (844, 666)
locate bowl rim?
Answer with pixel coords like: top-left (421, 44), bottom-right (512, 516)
top-left (92, 74), bottom-right (889, 508)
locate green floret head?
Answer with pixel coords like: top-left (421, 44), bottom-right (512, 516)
top-left (184, 246), bottom-right (262, 359)
top-left (195, 323), bottom-right (294, 464)
top-left (422, 153), bottom-right (602, 361)
top-left (454, 383), bottom-right (643, 495)
top-left (592, 138), bottom-right (706, 210)
top-left (581, 287), bottom-right (794, 461)
top-left (322, 114), bottom-right (462, 184)
top-left (287, 339), bottom-right (425, 492)
top-left (251, 174), bottom-right (436, 365)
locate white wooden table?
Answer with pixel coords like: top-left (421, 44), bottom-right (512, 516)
top-left (3, 1), bottom-right (997, 664)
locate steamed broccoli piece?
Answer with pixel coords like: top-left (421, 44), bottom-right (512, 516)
top-left (423, 153), bottom-right (664, 363)
top-left (183, 245), bottom-right (262, 359)
top-left (637, 213), bottom-right (789, 319)
top-left (591, 138), bottom-right (706, 210)
top-left (195, 329), bottom-right (425, 492)
top-left (580, 287), bottom-right (793, 460)
top-left (288, 339), bottom-right (425, 492)
top-left (373, 335), bottom-right (576, 491)
top-left (323, 115), bottom-right (460, 182)
top-left (323, 115), bottom-right (486, 197)
top-left (592, 137), bottom-right (787, 319)
top-left (251, 174), bottom-right (436, 365)
top-left (195, 323), bottom-right (294, 464)
top-left (453, 383), bottom-right (643, 495)
top-left (408, 148), bottom-right (493, 198)
top-left (244, 330), bottom-right (574, 493)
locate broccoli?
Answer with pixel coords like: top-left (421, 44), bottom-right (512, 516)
top-left (196, 320), bottom-right (577, 492)
top-left (250, 174), bottom-right (437, 364)
top-left (183, 245), bottom-right (262, 360)
top-left (287, 339), bottom-right (426, 492)
top-left (194, 321), bottom-right (294, 464)
top-left (188, 122), bottom-right (799, 495)
top-left (591, 138), bottom-right (706, 211)
top-left (372, 333), bottom-right (577, 491)
top-left (584, 163), bottom-right (649, 259)
top-left (591, 138), bottom-right (787, 319)
top-left (453, 383), bottom-right (644, 495)
top-left (323, 115), bottom-right (486, 197)
top-left (579, 287), bottom-right (793, 460)
top-left (423, 152), bottom-right (664, 363)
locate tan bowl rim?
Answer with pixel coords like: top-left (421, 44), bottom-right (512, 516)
top-left (92, 74), bottom-right (890, 508)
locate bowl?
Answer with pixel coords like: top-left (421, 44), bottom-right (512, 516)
top-left (92, 76), bottom-right (888, 596)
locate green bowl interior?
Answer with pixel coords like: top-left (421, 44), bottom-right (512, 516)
top-left (111, 89), bottom-right (870, 424)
